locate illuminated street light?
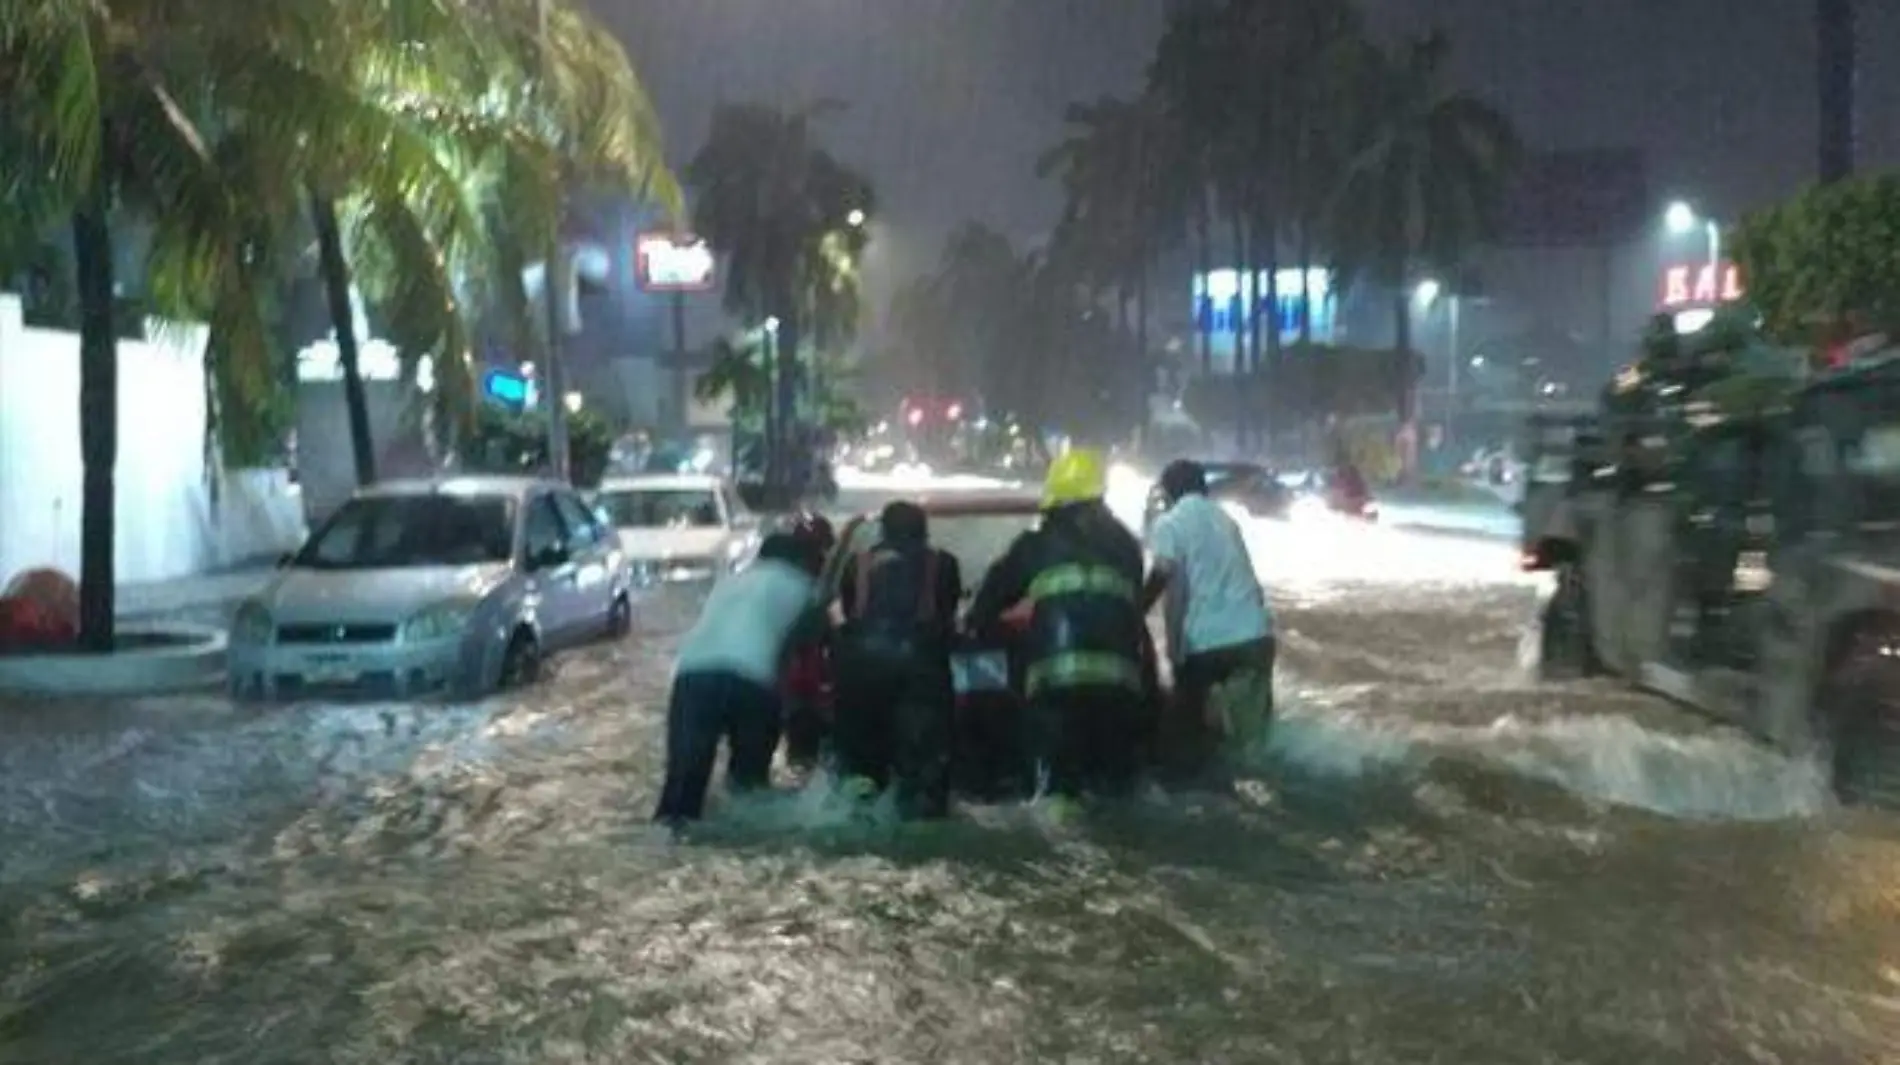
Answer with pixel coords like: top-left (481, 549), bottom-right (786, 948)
top-left (846, 208), bottom-right (866, 228)
top-left (1663, 200), bottom-right (1721, 277)
top-left (1413, 278), bottom-right (1441, 306)
top-left (564, 391), bottom-right (584, 413)
top-left (763, 316), bottom-right (780, 334)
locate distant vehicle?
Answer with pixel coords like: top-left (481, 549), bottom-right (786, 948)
top-left (827, 492), bottom-right (1164, 799)
top-left (592, 473), bottom-right (758, 583)
top-left (228, 476), bottom-right (634, 700)
top-left (1523, 351), bottom-right (1900, 805)
top-left (1289, 468), bottom-right (1379, 523)
top-left (1143, 461), bottom-right (1294, 534)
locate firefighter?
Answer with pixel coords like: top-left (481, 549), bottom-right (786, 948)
top-left (965, 448), bottom-right (1148, 807)
top-left (832, 501), bottom-right (963, 819)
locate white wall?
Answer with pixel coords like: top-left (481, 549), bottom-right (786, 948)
top-left (0, 294), bottom-right (306, 587)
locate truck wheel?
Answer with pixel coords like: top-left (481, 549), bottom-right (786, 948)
top-left (1539, 563), bottom-right (1597, 680)
top-left (1820, 626), bottom-right (1900, 808)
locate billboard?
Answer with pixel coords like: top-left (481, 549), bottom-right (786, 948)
top-left (1658, 261), bottom-right (1744, 308)
top-left (636, 233), bottom-right (715, 292)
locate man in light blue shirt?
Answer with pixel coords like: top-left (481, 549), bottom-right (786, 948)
top-left (654, 532), bottom-right (827, 825)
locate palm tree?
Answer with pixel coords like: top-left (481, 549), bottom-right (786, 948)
top-left (1, 1), bottom-right (312, 650)
top-left (686, 101), bottom-right (872, 504)
top-left (253, 0), bottom-right (676, 486)
top-left (1335, 31), bottom-right (1516, 435)
top-left (1816, 0), bottom-right (1856, 183)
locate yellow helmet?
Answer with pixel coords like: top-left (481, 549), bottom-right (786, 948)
top-left (1041, 448), bottom-right (1108, 510)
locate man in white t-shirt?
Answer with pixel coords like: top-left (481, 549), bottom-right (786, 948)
top-left (1141, 459), bottom-right (1276, 784)
top-left (654, 532), bottom-right (827, 826)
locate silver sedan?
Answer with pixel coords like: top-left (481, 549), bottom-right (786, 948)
top-left (227, 475), bottom-right (634, 700)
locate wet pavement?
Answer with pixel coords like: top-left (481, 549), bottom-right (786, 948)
top-left (3, 518), bottom-right (1899, 1063)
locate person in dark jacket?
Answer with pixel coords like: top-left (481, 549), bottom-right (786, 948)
top-left (779, 512), bottom-right (838, 775)
top-left (965, 449), bottom-right (1148, 806)
top-left (832, 501), bottom-right (963, 818)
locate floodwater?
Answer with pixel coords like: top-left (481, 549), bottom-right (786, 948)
top-left (3, 516), bottom-right (1898, 1063)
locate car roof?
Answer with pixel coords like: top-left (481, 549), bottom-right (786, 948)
top-left (851, 492), bottom-right (1044, 519)
top-left (596, 473), bottom-right (727, 491)
top-left (357, 475), bottom-right (550, 500)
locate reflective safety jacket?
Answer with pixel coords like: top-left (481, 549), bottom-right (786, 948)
top-left (967, 501), bottom-right (1146, 697)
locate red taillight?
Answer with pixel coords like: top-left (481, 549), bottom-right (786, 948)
top-left (1519, 549), bottom-right (1542, 571)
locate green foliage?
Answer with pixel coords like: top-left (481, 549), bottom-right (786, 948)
top-left (1730, 172), bottom-right (1900, 345)
top-left (687, 101), bottom-right (873, 340)
top-left (462, 403), bottom-right (613, 488)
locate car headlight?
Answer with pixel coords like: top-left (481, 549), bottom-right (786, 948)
top-left (401, 601), bottom-right (475, 643)
top-left (1291, 495), bottom-right (1330, 522)
top-left (232, 601), bottom-right (273, 643)
top-left (725, 536), bottom-right (756, 571)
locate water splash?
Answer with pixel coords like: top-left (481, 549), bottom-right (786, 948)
top-left (1261, 701), bottom-right (1833, 821)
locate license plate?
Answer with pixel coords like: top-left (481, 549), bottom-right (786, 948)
top-left (305, 659), bottom-right (359, 685)
top-left (952, 651), bottom-right (1009, 694)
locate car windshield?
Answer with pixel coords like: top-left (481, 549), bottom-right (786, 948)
top-left (836, 510), bottom-right (1038, 592)
top-left (597, 488), bottom-right (722, 528)
top-left (295, 493), bottom-right (515, 569)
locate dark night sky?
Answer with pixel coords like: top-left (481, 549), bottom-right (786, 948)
top-left (596, 0), bottom-right (1896, 277)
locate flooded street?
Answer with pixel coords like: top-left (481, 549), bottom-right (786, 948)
top-left (4, 520), bottom-right (1899, 1063)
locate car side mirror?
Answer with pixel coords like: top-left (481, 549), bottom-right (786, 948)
top-left (528, 544), bottom-right (569, 571)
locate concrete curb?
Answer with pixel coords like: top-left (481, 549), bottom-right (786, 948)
top-left (0, 622), bottom-right (227, 696)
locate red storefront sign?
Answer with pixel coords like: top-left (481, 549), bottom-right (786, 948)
top-left (1659, 262), bottom-right (1744, 307)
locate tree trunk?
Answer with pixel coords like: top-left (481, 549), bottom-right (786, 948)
top-left (1817, 0), bottom-right (1857, 184)
top-left (1194, 194), bottom-right (1213, 376)
top-left (73, 170), bottom-right (117, 652)
top-left (773, 307), bottom-right (800, 507)
top-left (1262, 225), bottom-right (1281, 450)
top-left (309, 191), bottom-right (376, 487)
top-left (1296, 222), bottom-right (1314, 345)
top-left (1393, 285), bottom-right (1419, 485)
top-left (1135, 263), bottom-right (1151, 441)
top-left (1230, 212), bottom-right (1250, 449)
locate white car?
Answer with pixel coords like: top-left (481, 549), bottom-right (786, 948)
top-left (227, 475), bottom-right (634, 700)
top-left (592, 473), bottom-right (759, 583)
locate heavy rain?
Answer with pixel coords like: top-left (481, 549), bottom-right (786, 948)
top-left (4, 1), bottom-right (1900, 1062)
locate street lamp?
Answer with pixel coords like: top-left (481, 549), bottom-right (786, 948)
top-left (1413, 278), bottom-right (1465, 433)
top-left (1664, 199), bottom-right (1721, 274)
top-left (846, 208), bottom-right (866, 228)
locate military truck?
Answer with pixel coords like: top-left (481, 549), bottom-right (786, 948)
top-left (1521, 334), bottom-right (1900, 805)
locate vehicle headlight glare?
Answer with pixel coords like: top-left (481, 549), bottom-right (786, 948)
top-left (402, 602), bottom-right (473, 642)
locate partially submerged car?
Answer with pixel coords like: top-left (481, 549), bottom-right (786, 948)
top-left (229, 476), bottom-right (633, 700)
top-left (592, 473), bottom-right (759, 583)
top-left (827, 493), bottom-right (1164, 798)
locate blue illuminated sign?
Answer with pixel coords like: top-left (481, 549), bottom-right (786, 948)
top-left (483, 369), bottom-right (530, 406)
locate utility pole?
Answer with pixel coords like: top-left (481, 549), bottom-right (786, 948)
top-left (537, 0), bottom-right (571, 480)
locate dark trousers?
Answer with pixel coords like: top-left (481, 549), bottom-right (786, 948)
top-left (832, 639), bottom-right (954, 819)
top-left (653, 670), bottom-right (782, 824)
top-left (1028, 684), bottom-right (1146, 801)
top-left (1162, 636), bottom-right (1277, 787)
top-left (782, 701), bottom-right (828, 772)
